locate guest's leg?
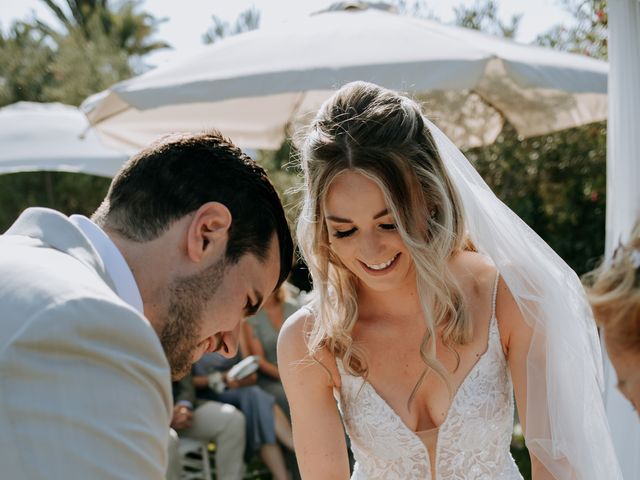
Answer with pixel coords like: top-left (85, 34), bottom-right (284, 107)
top-left (273, 403), bottom-right (294, 450)
top-left (180, 402), bottom-right (246, 480)
top-left (257, 381), bottom-right (299, 478)
top-left (223, 386), bottom-right (290, 480)
top-left (260, 443), bottom-right (290, 480)
top-left (259, 378), bottom-right (291, 419)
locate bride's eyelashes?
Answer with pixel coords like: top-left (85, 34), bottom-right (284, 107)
top-left (333, 227), bottom-right (356, 238)
top-left (332, 223), bottom-right (397, 239)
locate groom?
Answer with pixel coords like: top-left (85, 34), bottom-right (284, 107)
top-left (0, 131), bottom-right (293, 479)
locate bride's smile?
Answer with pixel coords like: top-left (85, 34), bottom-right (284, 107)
top-left (324, 171), bottom-right (414, 291)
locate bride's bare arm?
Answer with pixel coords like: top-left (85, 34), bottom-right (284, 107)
top-left (497, 277), bottom-right (560, 480)
top-left (278, 308), bottom-right (351, 480)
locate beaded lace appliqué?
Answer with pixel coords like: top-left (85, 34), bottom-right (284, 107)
top-left (335, 277), bottom-right (523, 480)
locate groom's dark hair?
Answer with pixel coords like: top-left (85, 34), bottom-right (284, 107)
top-left (92, 130), bottom-right (293, 287)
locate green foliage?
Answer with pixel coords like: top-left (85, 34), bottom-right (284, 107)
top-left (453, 0), bottom-right (521, 38)
top-left (202, 6), bottom-right (260, 45)
top-left (42, 23), bottom-right (132, 106)
top-left (257, 141), bottom-right (303, 234)
top-left (391, 0), bottom-right (438, 19)
top-left (0, 1), bottom-right (168, 109)
top-left (36, 0), bottom-right (169, 59)
top-left (0, 23), bottom-right (55, 106)
top-left (511, 446), bottom-right (532, 480)
top-left (536, 0), bottom-right (607, 59)
top-left (101, 1), bottom-right (170, 57)
top-left (0, 0), bottom-right (167, 231)
top-left (0, 172), bottom-right (110, 232)
top-left (466, 122), bottom-right (607, 275)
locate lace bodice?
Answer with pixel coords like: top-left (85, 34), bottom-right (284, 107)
top-left (334, 276), bottom-right (523, 480)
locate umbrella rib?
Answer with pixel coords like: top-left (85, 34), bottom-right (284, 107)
top-left (468, 87), bottom-right (512, 131)
top-left (88, 103), bottom-right (132, 128)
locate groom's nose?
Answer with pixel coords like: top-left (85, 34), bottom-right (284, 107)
top-left (212, 323), bottom-right (241, 358)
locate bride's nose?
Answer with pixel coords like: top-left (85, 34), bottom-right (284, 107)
top-left (359, 231), bottom-right (383, 259)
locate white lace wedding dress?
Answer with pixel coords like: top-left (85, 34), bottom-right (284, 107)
top-left (334, 277), bottom-right (523, 480)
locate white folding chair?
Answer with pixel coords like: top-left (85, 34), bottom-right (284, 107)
top-left (177, 437), bottom-right (212, 480)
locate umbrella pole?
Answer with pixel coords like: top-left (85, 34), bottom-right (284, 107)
top-left (44, 171), bottom-right (55, 207)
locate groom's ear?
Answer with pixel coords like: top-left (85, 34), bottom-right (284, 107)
top-left (186, 202), bottom-right (232, 263)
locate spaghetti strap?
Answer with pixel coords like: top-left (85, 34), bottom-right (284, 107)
top-left (491, 272), bottom-right (500, 320)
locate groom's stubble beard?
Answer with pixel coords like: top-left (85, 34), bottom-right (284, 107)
top-left (160, 256), bottom-right (226, 380)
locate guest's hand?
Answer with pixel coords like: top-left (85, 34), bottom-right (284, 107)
top-left (170, 404), bottom-right (193, 430)
top-left (207, 372), bottom-right (226, 393)
top-left (225, 376), bottom-right (241, 390)
top-left (225, 372), bottom-right (257, 389)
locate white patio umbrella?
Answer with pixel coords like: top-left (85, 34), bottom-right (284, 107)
top-left (82, 2), bottom-right (608, 151)
top-left (0, 102), bottom-right (130, 177)
top-left (603, 0), bottom-right (640, 478)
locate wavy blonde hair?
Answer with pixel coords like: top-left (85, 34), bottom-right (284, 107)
top-left (585, 221), bottom-right (640, 354)
top-left (296, 81), bottom-right (472, 401)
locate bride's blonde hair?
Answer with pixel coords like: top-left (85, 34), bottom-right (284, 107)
top-left (296, 81), bottom-right (471, 397)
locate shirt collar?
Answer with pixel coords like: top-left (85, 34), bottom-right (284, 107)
top-left (69, 215), bottom-right (144, 315)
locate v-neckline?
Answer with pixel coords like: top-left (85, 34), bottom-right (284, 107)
top-left (339, 313), bottom-right (498, 479)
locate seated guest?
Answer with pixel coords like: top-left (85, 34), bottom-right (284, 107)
top-left (166, 372), bottom-right (246, 480)
top-left (585, 221), bottom-right (640, 413)
top-left (245, 283), bottom-right (300, 418)
top-left (193, 349), bottom-right (294, 480)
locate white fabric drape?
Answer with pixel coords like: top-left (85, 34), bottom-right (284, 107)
top-left (604, 1), bottom-right (640, 478)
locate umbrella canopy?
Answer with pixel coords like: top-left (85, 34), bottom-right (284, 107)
top-left (0, 102), bottom-right (130, 177)
top-left (83, 2), bottom-right (608, 151)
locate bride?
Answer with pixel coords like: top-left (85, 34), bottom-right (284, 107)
top-left (277, 81), bottom-right (621, 479)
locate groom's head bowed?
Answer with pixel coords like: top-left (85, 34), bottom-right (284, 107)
top-left (92, 130), bottom-right (293, 379)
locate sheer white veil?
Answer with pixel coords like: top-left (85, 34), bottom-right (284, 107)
top-left (426, 119), bottom-right (622, 479)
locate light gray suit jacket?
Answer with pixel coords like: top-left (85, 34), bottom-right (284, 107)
top-left (0, 208), bottom-right (172, 479)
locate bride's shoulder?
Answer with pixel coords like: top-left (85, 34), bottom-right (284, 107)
top-left (448, 250), bottom-right (498, 295)
top-left (278, 302), bottom-right (341, 388)
top-left (279, 304), bottom-right (315, 346)
top-left (279, 301), bottom-right (328, 356)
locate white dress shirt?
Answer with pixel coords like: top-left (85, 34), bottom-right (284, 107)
top-left (69, 214), bottom-right (144, 315)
